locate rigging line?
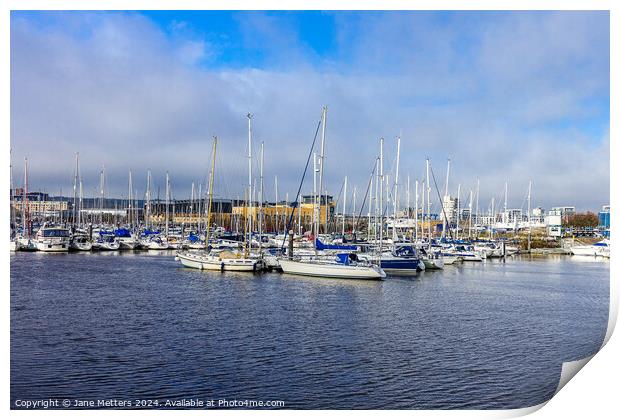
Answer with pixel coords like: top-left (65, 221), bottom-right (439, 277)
top-left (329, 177), bottom-right (346, 234)
top-left (279, 118), bottom-right (323, 249)
top-left (353, 156), bottom-right (378, 235)
top-left (429, 163), bottom-right (454, 240)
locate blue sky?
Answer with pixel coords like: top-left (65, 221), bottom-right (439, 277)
top-left (10, 10), bottom-right (610, 211)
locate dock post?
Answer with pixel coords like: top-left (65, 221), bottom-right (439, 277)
top-left (288, 229), bottom-right (294, 260)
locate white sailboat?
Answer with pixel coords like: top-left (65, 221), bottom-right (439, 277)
top-left (176, 134), bottom-right (264, 272)
top-left (278, 107), bottom-right (385, 280)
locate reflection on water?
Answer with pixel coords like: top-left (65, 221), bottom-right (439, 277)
top-left (10, 252), bottom-right (609, 409)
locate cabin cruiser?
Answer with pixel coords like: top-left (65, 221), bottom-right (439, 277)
top-left (34, 224), bottom-right (70, 252)
top-left (570, 239), bottom-right (610, 257)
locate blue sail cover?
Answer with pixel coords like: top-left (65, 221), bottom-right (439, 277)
top-left (114, 228), bottom-right (132, 237)
top-left (142, 229), bottom-right (160, 236)
top-left (316, 238), bottom-right (357, 251)
top-left (187, 233), bottom-right (200, 242)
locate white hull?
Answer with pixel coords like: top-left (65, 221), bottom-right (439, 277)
top-left (441, 255), bottom-right (461, 265)
top-left (421, 257), bottom-right (445, 270)
top-left (176, 251), bottom-right (263, 272)
top-left (35, 240), bottom-right (69, 252)
top-left (93, 242), bottom-right (120, 251)
top-left (69, 241), bottom-right (93, 251)
top-left (10, 240), bottom-right (18, 252)
top-left (118, 239), bottom-right (137, 250)
top-left (279, 258), bottom-right (385, 280)
top-left (570, 246), bottom-right (609, 257)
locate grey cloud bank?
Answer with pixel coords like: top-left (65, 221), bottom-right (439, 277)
top-left (10, 11), bottom-right (609, 212)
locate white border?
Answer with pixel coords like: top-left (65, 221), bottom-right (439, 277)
top-left (3, 1), bottom-right (616, 419)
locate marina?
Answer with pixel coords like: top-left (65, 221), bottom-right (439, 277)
top-left (8, 8), bottom-right (611, 412)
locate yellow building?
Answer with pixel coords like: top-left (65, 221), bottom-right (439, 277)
top-left (232, 203), bottom-right (334, 225)
top-left (12, 200), bottom-right (69, 214)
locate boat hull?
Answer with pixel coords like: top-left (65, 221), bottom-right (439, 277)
top-left (176, 252), bottom-right (263, 272)
top-left (279, 259), bottom-right (386, 280)
top-left (35, 240), bottom-right (69, 252)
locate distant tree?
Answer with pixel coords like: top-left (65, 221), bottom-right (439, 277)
top-left (565, 212), bottom-right (599, 228)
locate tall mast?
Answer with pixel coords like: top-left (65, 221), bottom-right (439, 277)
top-left (426, 158), bottom-right (431, 245)
top-left (421, 179), bottom-right (425, 242)
top-left (23, 158), bottom-right (29, 237)
top-left (275, 176), bottom-right (279, 234)
top-left (78, 177), bottom-right (83, 229)
top-left (468, 189), bottom-right (473, 239)
top-left (190, 181), bottom-right (195, 231)
top-left (259, 141), bottom-right (264, 253)
top-left (442, 158), bottom-right (450, 238)
top-left (475, 178), bottom-right (480, 236)
top-left (312, 152), bottom-right (318, 241)
top-left (165, 172), bottom-right (170, 237)
top-left (456, 183), bottom-right (461, 240)
top-left (527, 180), bottom-right (532, 251)
top-left (72, 153), bottom-right (79, 227)
top-left (316, 106), bottom-right (327, 251)
top-left (415, 179), bottom-right (419, 241)
top-left (247, 113), bottom-right (253, 254)
top-left (205, 137), bottom-right (217, 249)
top-left (491, 197), bottom-right (495, 240)
top-left (128, 169), bottom-right (133, 228)
top-left (100, 166), bottom-right (105, 227)
top-left (504, 180), bottom-right (508, 223)
top-left (342, 175), bottom-right (347, 238)
top-left (146, 169), bottom-right (152, 229)
top-left (379, 137), bottom-right (384, 254)
top-left (318, 106), bottom-right (327, 241)
top-left (406, 175), bottom-right (410, 240)
top-left (393, 136), bottom-right (401, 246)
top-left (368, 174), bottom-right (373, 240)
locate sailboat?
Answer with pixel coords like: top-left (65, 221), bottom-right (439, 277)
top-left (176, 135), bottom-right (264, 272)
top-left (278, 107), bottom-right (385, 280)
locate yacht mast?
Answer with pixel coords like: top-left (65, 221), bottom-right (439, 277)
top-left (318, 106), bottom-right (328, 239)
top-left (259, 141), bottom-right (264, 253)
top-left (415, 179), bottom-right (419, 241)
top-left (379, 138), bottom-right (384, 254)
top-left (205, 137), bottom-right (217, 249)
top-left (475, 178), bottom-right (480, 235)
top-left (393, 136), bottom-right (400, 247)
top-left (128, 169), bottom-right (133, 228)
top-left (426, 158), bottom-right (431, 246)
top-left (342, 176), bottom-right (347, 238)
top-left (468, 189), bottom-right (473, 239)
top-left (275, 176), bottom-right (279, 234)
top-left (165, 172), bottom-right (170, 238)
top-left (247, 113), bottom-right (253, 254)
top-left (146, 169), bottom-right (152, 229)
top-left (442, 158), bottom-right (450, 238)
top-left (23, 158), bottom-right (29, 238)
top-left (456, 183), bottom-right (461, 240)
top-left (72, 153), bottom-right (79, 228)
top-left (527, 180), bottom-right (532, 252)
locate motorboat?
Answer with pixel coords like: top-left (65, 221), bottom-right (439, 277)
top-left (34, 223), bottom-right (70, 252)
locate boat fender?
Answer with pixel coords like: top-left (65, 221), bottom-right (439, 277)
top-left (253, 262), bottom-right (257, 272)
top-left (221, 262), bottom-right (225, 272)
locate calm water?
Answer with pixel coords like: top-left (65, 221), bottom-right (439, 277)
top-left (11, 251), bottom-right (609, 409)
